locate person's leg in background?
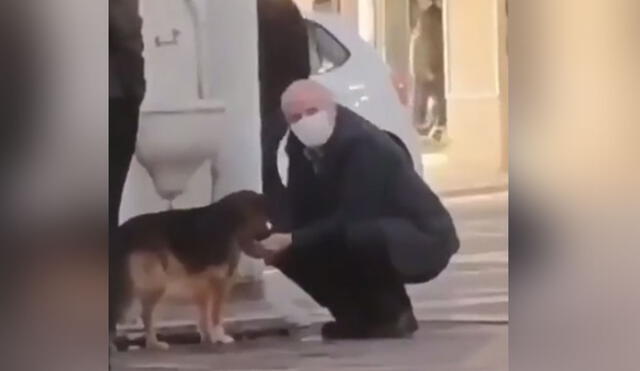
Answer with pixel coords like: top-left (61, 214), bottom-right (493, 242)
top-left (109, 98), bottom-right (139, 236)
top-left (435, 74), bottom-right (447, 128)
top-left (427, 74), bottom-right (448, 143)
top-left (424, 79), bottom-right (439, 131)
top-left (412, 79), bottom-right (429, 135)
top-left (109, 98), bottom-right (139, 335)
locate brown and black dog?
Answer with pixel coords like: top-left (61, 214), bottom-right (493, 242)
top-left (109, 191), bottom-right (271, 350)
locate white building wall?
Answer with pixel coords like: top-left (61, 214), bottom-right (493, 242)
top-left (444, 0), bottom-right (504, 175)
top-left (121, 0), bottom-right (264, 280)
top-left (202, 0), bottom-right (262, 201)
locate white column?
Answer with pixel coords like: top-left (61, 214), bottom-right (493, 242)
top-left (357, 0), bottom-right (376, 44)
top-left (444, 0), bottom-right (505, 174)
top-left (497, 0), bottom-right (508, 172)
top-left (293, 0), bottom-right (314, 12)
top-left (380, 0), bottom-right (410, 77)
top-left (204, 0), bottom-right (264, 281)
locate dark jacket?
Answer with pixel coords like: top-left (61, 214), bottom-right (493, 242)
top-left (286, 106), bottom-right (459, 255)
top-left (410, 5), bottom-right (444, 82)
top-left (109, 0), bottom-right (146, 102)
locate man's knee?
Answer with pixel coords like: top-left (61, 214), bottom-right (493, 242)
top-left (444, 234), bottom-right (458, 258)
top-left (345, 221), bottom-right (385, 246)
top-left (355, 218), bottom-right (456, 283)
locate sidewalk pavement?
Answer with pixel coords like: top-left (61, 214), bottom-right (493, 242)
top-left (112, 189), bottom-right (508, 369)
top-left (116, 256), bottom-right (507, 350)
top-left (429, 167), bottom-right (508, 198)
top-left (111, 322), bottom-right (507, 371)
top-left (113, 241), bottom-right (508, 370)
top-left (421, 146), bottom-right (508, 198)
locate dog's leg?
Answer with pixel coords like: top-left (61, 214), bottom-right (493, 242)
top-left (195, 290), bottom-right (215, 344)
top-left (210, 277), bottom-right (235, 344)
top-left (141, 289), bottom-right (168, 350)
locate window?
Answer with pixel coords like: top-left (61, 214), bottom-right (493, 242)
top-left (306, 21), bottom-right (350, 75)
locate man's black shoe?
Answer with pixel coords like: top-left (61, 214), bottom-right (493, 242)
top-left (321, 311), bottom-right (418, 340)
top-left (321, 321), bottom-right (369, 340)
top-left (366, 310), bottom-right (419, 338)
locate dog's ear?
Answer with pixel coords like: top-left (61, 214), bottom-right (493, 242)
top-left (254, 193), bottom-right (268, 214)
top-left (238, 191), bottom-right (267, 218)
top-left (205, 196), bottom-right (244, 237)
top-left (217, 191), bottom-right (269, 233)
top-left (222, 197), bottom-right (247, 226)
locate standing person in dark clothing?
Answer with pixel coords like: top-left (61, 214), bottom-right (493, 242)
top-left (257, 0), bottom-right (311, 229)
top-left (109, 0), bottom-right (145, 234)
top-left (410, 0), bottom-right (447, 140)
top-left (259, 80), bottom-right (459, 339)
top-left (0, 1), bottom-right (37, 194)
top-left (109, 0), bottom-right (145, 336)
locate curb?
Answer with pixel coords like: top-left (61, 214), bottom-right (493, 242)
top-left (438, 183), bottom-right (508, 198)
top-left (115, 315), bottom-right (302, 350)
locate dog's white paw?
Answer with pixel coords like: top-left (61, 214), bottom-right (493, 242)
top-left (216, 333), bottom-right (235, 344)
top-left (210, 326), bottom-right (234, 344)
top-left (146, 340), bottom-right (170, 350)
top-left (201, 329), bottom-right (234, 344)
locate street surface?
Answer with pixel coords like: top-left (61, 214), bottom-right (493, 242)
top-left (112, 191), bottom-right (508, 370)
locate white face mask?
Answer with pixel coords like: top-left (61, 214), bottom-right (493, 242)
top-left (290, 110), bottom-right (335, 147)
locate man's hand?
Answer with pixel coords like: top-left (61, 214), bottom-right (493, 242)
top-left (240, 240), bottom-right (269, 260)
top-left (260, 233), bottom-right (292, 265)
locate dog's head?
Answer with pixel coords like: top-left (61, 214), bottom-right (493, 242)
top-left (218, 191), bottom-right (271, 257)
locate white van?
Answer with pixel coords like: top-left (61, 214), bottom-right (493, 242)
top-left (306, 13), bottom-right (423, 174)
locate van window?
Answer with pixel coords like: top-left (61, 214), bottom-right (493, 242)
top-left (306, 21), bottom-right (350, 75)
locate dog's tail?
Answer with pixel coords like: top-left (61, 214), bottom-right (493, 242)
top-left (109, 227), bottom-right (134, 338)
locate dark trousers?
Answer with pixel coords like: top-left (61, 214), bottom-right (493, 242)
top-left (109, 98), bottom-right (139, 332)
top-left (276, 219), bottom-right (452, 325)
top-left (109, 98), bottom-right (139, 235)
